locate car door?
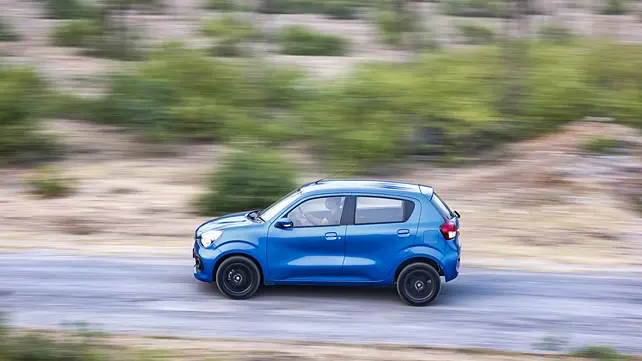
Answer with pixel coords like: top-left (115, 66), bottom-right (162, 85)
top-left (267, 195), bottom-right (348, 283)
top-left (343, 195), bottom-right (421, 282)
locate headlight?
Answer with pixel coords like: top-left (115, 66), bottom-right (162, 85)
top-left (200, 230), bottom-right (223, 248)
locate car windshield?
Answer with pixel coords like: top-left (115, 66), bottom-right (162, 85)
top-left (258, 189), bottom-right (301, 221)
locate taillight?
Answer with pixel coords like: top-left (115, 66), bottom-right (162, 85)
top-left (440, 221), bottom-right (458, 240)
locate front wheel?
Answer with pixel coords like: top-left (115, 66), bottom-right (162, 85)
top-left (396, 263), bottom-right (441, 306)
top-left (215, 256), bottom-right (261, 300)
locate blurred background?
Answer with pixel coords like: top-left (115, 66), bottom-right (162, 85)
top-left (0, 0), bottom-right (641, 359)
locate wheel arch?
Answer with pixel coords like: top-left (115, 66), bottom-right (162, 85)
top-left (394, 256), bottom-right (444, 283)
top-left (213, 252), bottom-right (265, 285)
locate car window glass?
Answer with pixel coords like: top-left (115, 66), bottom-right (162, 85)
top-left (431, 192), bottom-right (453, 220)
top-left (288, 196), bottom-right (345, 227)
top-left (355, 197), bottom-right (413, 225)
top-left (259, 190), bottom-right (300, 221)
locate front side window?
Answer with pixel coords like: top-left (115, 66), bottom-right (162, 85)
top-left (355, 196), bottom-right (415, 225)
top-left (288, 196), bottom-right (346, 227)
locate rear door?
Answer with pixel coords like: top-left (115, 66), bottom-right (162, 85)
top-left (343, 195), bottom-right (421, 282)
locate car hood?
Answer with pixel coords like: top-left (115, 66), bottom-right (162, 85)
top-left (195, 211), bottom-right (255, 236)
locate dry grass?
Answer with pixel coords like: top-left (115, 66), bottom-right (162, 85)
top-left (0, 120), bottom-right (640, 271)
top-left (0, 0), bottom-right (641, 270)
top-left (10, 330), bottom-right (636, 361)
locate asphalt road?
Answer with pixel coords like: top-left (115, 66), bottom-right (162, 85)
top-left (1, 252), bottom-right (641, 354)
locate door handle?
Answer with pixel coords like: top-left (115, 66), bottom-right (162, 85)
top-left (324, 232), bottom-right (338, 240)
top-left (397, 229), bottom-right (410, 237)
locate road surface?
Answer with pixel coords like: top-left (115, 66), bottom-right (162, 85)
top-left (1, 252), bottom-right (641, 354)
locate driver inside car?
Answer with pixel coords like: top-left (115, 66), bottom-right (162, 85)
top-left (296, 197), bottom-right (344, 226)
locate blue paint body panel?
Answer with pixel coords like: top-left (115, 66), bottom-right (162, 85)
top-left (192, 179), bottom-right (461, 287)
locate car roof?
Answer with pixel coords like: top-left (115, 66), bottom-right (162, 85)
top-left (298, 179), bottom-right (433, 198)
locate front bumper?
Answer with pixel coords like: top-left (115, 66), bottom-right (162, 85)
top-left (192, 242), bottom-right (220, 283)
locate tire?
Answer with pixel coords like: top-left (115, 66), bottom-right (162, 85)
top-left (215, 256), bottom-right (261, 300)
top-left (396, 262), bottom-right (441, 306)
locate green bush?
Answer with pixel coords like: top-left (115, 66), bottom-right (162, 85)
top-left (42, 0), bottom-right (99, 19)
top-left (42, 92), bottom-right (99, 120)
top-left (582, 137), bottom-right (622, 154)
top-left (0, 65), bottom-right (61, 166)
top-left (279, 25), bottom-right (348, 56)
top-left (201, 15), bottom-right (258, 57)
top-left (0, 18), bottom-right (20, 41)
top-left (25, 165), bottom-right (76, 198)
top-left (293, 42), bottom-right (613, 171)
top-left (92, 42), bottom-right (304, 142)
top-left (444, 0), bottom-right (504, 17)
top-left (200, 15), bottom-right (257, 38)
top-left (203, 0), bottom-right (238, 10)
top-left (321, 0), bottom-right (360, 19)
top-left (256, 0), bottom-right (361, 19)
top-left (456, 22), bottom-right (495, 44)
top-left (573, 345), bottom-right (623, 360)
top-left (52, 19), bottom-right (102, 47)
top-left (601, 0), bottom-right (629, 15)
top-left (538, 24), bottom-right (574, 44)
top-left (374, 10), bottom-right (406, 47)
top-left (197, 150), bottom-right (298, 215)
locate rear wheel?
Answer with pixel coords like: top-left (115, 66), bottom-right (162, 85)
top-left (215, 256), bottom-right (261, 300)
top-left (396, 263), bottom-right (441, 306)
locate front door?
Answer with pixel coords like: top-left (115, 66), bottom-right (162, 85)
top-left (267, 195), bottom-right (348, 282)
top-left (343, 195), bottom-right (420, 282)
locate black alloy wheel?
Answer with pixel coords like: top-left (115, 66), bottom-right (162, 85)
top-left (396, 263), bottom-right (441, 306)
top-left (215, 256), bottom-right (261, 299)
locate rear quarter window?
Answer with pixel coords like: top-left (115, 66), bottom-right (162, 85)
top-left (355, 196), bottom-right (415, 225)
top-left (430, 192), bottom-right (453, 220)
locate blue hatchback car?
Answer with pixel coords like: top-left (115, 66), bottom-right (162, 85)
top-left (193, 179), bottom-right (461, 306)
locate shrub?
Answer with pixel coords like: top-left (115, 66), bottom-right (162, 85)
top-left (200, 15), bottom-right (257, 38)
top-left (0, 18), bottom-right (20, 41)
top-left (52, 19), bottom-right (102, 47)
top-left (42, 0), bottom-right (98, 19)
top-left (538, 24), bottom-right (574, 44)
top-left (131, 0), bottom-right (166, 13)
top-left (92, 43), bottom-right (304, 142)
top-left (373, 7), bottom-right (421, 48)
top-left (582, 137), bottom-right (622, 154)
top-left (321, 0), bottom-right (359, 19)
top-left (456, 22), bottom-right (495, 44)
top-left (444, 0), bottom-right (504, 17)
top-left (601, 0), bottom-right (629, 15)
top-left (200, 15), bottom-right (258, 57)
top-left (374, 10), bottom-right (406, 46)
top-left (42, 92), bottom-right (99, 120)
top-left (25, 165), bottom-right (76, 198)
top-left (279, 25), bottom-right (348, 56)
top-left (573, 345), bottom-right (622, 360)
top-left (256, 0), bottom-right (360, 19)
top-left (203, 0), bottom-right (238, 10)
top-left (0, 65), bottom-right (61, 166)
top-left (197, 150), bottom-right (298, 215)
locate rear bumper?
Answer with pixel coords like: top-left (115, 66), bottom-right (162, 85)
top-left (442, 249), bottom-right (460, 282)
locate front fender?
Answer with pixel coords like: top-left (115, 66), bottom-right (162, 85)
top-left (215, 240), bottom-right (266, 272)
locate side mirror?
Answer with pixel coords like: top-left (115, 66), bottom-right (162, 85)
top-left (275, 218), bottom-right (294, 229)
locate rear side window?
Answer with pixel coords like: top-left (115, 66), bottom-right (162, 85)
top-left (431, 192), bottom-right (453, 220)
top-left (355, 197), bottom-right (415, 225)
